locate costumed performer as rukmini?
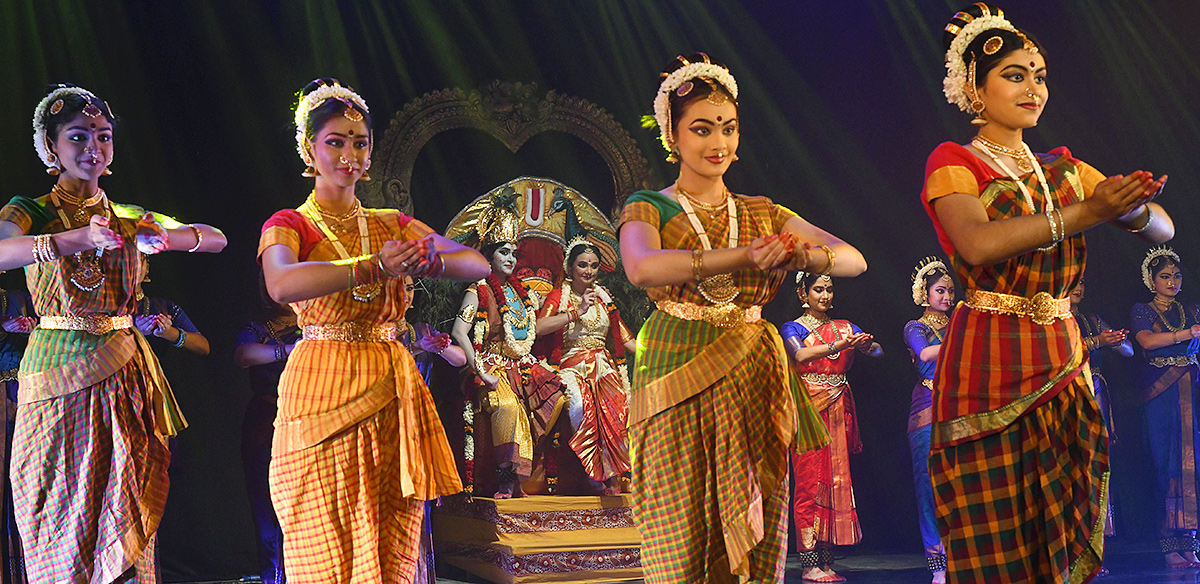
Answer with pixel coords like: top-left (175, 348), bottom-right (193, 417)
top-left (618, 52), bottom-right (866, 583)
top-left (923, 5), bottom-right (1172, 582)
top-left (535, 236), bottom-right (636, 496)
top-left (258, 78), bottom-right (489, 582)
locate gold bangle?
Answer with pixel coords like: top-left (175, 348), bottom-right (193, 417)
top-left (818, 245), bottom-right (835, 276)
top-left (691, 249), bottom-right (704, 282)
top-left (186, 225), bottom-right (203, 252)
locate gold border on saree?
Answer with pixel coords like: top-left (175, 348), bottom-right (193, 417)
top-left (964, 289), bottom-right (1071, 326)
top-left (302, 322), bottom-right (399, 342)
top-left (1150, 354), bottom-right (1199, 368)
top-left (922, 378), bottom-right (934, 390)
top-left (40, 314), bottom-right (133, 335)
top-left (655, 299), bottom-right (761, 328)
top-left (802, 372), bottom-right (847, 387)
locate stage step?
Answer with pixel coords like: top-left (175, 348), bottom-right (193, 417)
top-left (433, 494), bottom-right (643, 583)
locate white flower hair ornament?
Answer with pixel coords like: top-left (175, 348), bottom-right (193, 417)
top-left (943, 12), bottom-right (1021, 113)
top-left (653, 62), bottom-right (739, 154)
top-left (562, 235), bottom-right (596, 274)
top-left (32, 86), bottom-right (103, 171)
top-left (911, 256), bottom-right (949, 307)
top-left (293, 83), bottom-right (369, 166)
top-left (1142, 245), bottom-right (1181, 291)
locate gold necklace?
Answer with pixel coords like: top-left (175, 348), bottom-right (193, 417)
top-left (1152, 299), bottom-right (1187, 333)
top-left (676, 188), bottom-right (739, 304)
top-left (48, 186), bottom-right (111, 292)
top-left (313, 198), bottom-right (361, 235)
top-left (301, 194), bottom-right (380, 302)
top-left (567, 285), bottom-right (605, 332)
top-left (919, 312), bottom-right (948, 341)
top-left (973, 134), bottom-right (1033, 172)
top-left (800, 312), bottom-right (843, 359)
top-left (675, 184), bottom-right (729, 212)
top-left (52, 184), bottom-right (107, 224)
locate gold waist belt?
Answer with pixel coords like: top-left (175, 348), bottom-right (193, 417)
top-left (566, 336), bottom-right (607, 350)
top-left (302, 322), bottom-right (399, 342)
top-left (1150, 354), bottom-right (1199, 368)
top-left (656, 300), bottom-right (761, 328)
top-left (40, 314), bottom-right (133, 336)
top-left (964, 289), bottom-right (1071, 325)
top-left (802, 373), bottom-right (846, 387)
top-left (922, 378), bottom-right (934, 390)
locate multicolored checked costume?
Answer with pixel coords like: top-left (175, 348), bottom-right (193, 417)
top-left (0, 194), bottom-right (187, 583)
top-left (921, 143), bottom-right (1109, 583)
top-left (619, 190), bottom-right (828, 583)
top-left (258, 202), bottom-right (461, 582)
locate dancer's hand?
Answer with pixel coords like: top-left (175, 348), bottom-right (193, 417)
top-left (1098, 329), bottom-right (1127, 347)
top-left (419, 332), bottom-right (452, 354)
top-left (846, 332), bottom-right (873, 351)
top-left (578, 287), bottom-right (597, 315)
top-left (86, 215), bottom-right (124, 250)
top-left (1190, 324), bottom-right (1200, 340)
top-left (748, 235), bottom-right (791, 271)
top-left (1089, 171), bottom-right (1166, 223)
top-left (135, 213), bottom-right (169, 254)
top-left (379, 237), bottom-right (431, 276)
top-left (0, 316), bottom-right (34, 334)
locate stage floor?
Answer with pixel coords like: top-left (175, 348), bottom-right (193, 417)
top-left (176, 545), bottom-right (1200, 583)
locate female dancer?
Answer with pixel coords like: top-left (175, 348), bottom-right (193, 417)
top-left (450, 210), bottom-right (565, 499)
top-left (784, 272), bottom-right (882, 583)
top-left (1130, 247), bottom-right (1200, 566)
top-left (923, 5), bottom-right (1172, 582)
top-left (0, 85), bottom-right (226, 582)
top-left (619, 53), bottom-right (866, 582)
top-left (536, 238), bottom-right (637, 495)
top-left (903, 257), bottom-right (955, 584)
top-left (258, 79), bottom-right (488, 582)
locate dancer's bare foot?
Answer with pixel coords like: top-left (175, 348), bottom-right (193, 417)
top-left (1165, 552), bottom-right (1193, 568)
top-left (931, 569), bottom-right (946, 584)
top-left (802, 567), bottom-right (838, 583)
top-left (819, 566), bottom-right (846, 583)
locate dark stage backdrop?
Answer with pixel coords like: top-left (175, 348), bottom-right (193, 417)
top-left (2, 0), bottom-right (1198, 578)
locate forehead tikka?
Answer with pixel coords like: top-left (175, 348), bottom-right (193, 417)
top-left (82, 100), bottom-right (102, 118)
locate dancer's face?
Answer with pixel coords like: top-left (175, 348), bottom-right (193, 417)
top-left (1069, 281), bottom-right (1085, 306)
top-left (570, 251), bottom-right (600, 287)
top-left (1154, 263), bottom-right (1182, 298)
top-left (978, 50), bottom-right (1048, 130)
top-left (927, 276), bottom-right (955, 312)
top-left (673, 98), bottom-right (739, 179)
top-left (308, 115), bottom-right (371, 188)
top-left (403, 276), bottom-right (416, 310)
top-left (52, 112), bottom-right (113, 182)
top-left (804, 276), bottom-right (834, 313)
top-left (490, 243), bottom-right (517, 276)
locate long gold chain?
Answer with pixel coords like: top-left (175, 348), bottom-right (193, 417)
top-left (1152, 299), bottom-right (1187, 333)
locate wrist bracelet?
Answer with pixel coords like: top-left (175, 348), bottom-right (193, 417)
top-left (1125, 208), bottom-right (1154, 233)
top-left (186, 225), bottom-right (203, 252)
top-left (827, 341), bottom-right (837, 354)
top-left (691, 249), bottom-right (704, 282)
top-left (818, 245), bottom-right (835, 276)
top-left (173, 329), bottom-right (188, 348)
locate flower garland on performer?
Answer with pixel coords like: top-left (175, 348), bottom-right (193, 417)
top-left (1142, 245), bottom-right (1181, 291)
top-left (32, 85), bottom-right (111, 172)
top-left (468, 272), bottom-right (538, 377)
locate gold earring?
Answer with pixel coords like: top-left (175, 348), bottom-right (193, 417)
top-left (666, 149), bottom-right (680, 163)
top-left (102, 168), bottom-right (113, 176)
top-left (967, 55), bottom-right (987, 126)
top-left (359, 170), bottom-right (371, 182)
top-left (302, 166), bottom-right (319, 178)
top-left (46, 165), bottom-right (60, 176)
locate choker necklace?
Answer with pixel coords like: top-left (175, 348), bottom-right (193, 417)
top-left (920, 312), bottom-right (948, 342)
top-left (313, 198), bottom-right (362, 235)
top-left (970, 137), bottom-right (1054, 251)
top-left (973, 134), bottom-right (1033, 173)
top-left (300, 193), bottom-right (380, 302)
top-left (52, 184), bottom-right (108, 224)
top-left (675, 185), bottom-right (729, 212)
top-left (675, 185), bottom-right (739, 304)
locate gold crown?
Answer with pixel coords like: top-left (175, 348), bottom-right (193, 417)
top-left (478, 205), bottom-right (521, 246)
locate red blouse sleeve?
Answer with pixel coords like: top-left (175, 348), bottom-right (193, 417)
top-left (920, 142), bottom-right (998, 258)
top-left (258, 209), bottom-right (325, 263)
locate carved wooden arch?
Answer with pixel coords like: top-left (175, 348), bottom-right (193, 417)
top-left (358, 80), bottom-right (653, 219)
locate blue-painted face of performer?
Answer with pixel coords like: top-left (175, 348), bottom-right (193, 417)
top-left (490, 243), bottom-right (517, 276)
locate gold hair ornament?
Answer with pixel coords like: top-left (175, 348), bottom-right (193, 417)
top-left (943, 9), bottom-right (1025, 113)
top-left (32, 86), bottom-right (103, 172)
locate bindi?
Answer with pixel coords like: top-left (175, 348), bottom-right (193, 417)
top-left (716, 116), bottom-right (722, 122)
